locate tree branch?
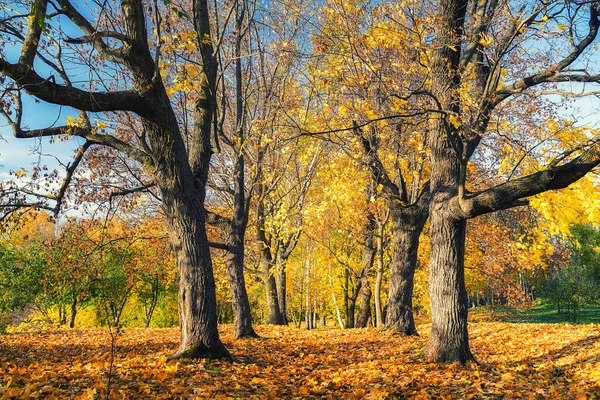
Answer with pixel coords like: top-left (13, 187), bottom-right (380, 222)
top-left (0, 59), bottom-right (145, 114)
top-left (56, 0), bottom-right (127, 64)
top-left (495, 4), bottom-right (600, 102)
top-left (461, 134), bottom-right (600, 217)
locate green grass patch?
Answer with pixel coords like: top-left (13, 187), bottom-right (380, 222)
top-left (486, 303), bottom-right (600, 324)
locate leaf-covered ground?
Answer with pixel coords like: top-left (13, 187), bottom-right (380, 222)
top-left (1, 321), bottom-right (599, 399)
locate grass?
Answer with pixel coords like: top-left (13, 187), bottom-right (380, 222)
top-left (469, 303), bottom-right (600, 324)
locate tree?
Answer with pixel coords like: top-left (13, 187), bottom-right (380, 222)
top-left (424, 0), bottom-right (600, 362)
top-left (308, 0), bottom-right (432, 334)
top-left (540, 223), bottom-right (600, 321)
top-left (0, 0), bottom-right (230, 359)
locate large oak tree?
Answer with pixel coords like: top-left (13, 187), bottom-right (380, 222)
top-left (0, 0), bottom-right (231, 359)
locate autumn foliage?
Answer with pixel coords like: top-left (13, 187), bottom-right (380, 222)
top-left (1, 320), bottom-right (598, 399)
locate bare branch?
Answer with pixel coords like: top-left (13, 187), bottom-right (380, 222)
top-left (461, 134), bottom-right (600, 217)
top-left (0, 59), bottom-right (145, 114)
top-left (495, 4), bottom-right (600, 102)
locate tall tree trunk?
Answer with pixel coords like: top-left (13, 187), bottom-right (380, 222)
top-left (374, 222), bottom-right (385, 328)
top-left (163, 187), bottom-right (231, 360)
top-left (223, 0), bottom-right (257, 340)
top-left (424, 0), bottom-right (474, 364)
top-left (263, 257), bottom-right (284, 324)
top-left (356, 210), bottom-right (376, 328)
top-left (225, 234), bottom-right (257, 338)
top-left (276, 259), bottom-right (288, 325)
top-left (304, 254), bottom-right (311, 330)
top-left (385, 203), bottom-right (428, 334)
top-left (425, 198), bottom-right (472, 362)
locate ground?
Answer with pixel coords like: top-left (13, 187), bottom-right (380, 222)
top-left (0, 318), bottom-right (599, 399)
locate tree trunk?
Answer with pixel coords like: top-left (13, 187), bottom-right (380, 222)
top-left (374, 223), bottom-right (385, 328)
top-left (163, 185), bottom-right (231, 360)
top-left (58, 305), bottom-right (66, 326)
top-left (421, 0), bottom-right (474, 364)
top-left (263, 258), bottom-right (284, 324)
top-left (144, 274), bottom-right (160, 328)
top-left (304, 255), bottom-right (311, 330)
top-left (69, 294), bottom-right (77, 329)
top-left (356, 210), bottom-right (376, 328)
top-left (346, 279), bottom-right (360, 329)
top-left (424, 94), bottom-right (474, 363)
top-left (329, 264), bottom-right (345, 329)
top-left (425, 203), bottom-right (472, 363)
top-left (222, 0), bottom-right (257, 340)
top-left (276, 260), bottom-right (288, 325)
top-left (356, 284), bottom-right (372, 328)
top-left (385, 203), bottom-right (428, 335)
top-left (226, 234), bottom-right (258, 338)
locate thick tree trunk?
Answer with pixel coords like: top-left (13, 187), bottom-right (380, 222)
top-left (225, 235), bottom-right (258, 338)
top-left (423, 0), bottom-right (474, 364)
top-left (356, 284), bottom-right (372, 328)
top-left (163, 188), bottom-right (231, 360)
top-left (385, 204), bottom-right (428, 335)
top-left (425, 199), bottom-right (472, 363)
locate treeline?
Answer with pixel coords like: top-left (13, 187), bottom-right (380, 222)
top-left (2, 209), bottom-right (598, 333)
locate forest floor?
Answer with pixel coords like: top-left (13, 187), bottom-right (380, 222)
top-left (0, 317), bottom-right (599, 399)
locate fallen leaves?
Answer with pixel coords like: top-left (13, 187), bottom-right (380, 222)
top-left (0, 321), bottom-right (599, 399)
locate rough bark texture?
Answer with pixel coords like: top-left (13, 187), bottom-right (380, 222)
top-left (159, 144), bottom-right (230, 359)
top-left (425, 189), bottom-right (473, 363)
top-left (421, 0), bottom-right (475, 364)
top-left (385, 202), bottom-right (428, 335)
top-left (276, 260), bottom-right (289, 325)
top-left (354, 122), bottom-right (430, 334)
top-left (374, 225), bottom-right (385, 328)
top-left (225, 234), bottom-right (258, 338)
top-left (264, 258), bottom-right (285, 325)
top-left (356, 210), bottom-right (376, 328)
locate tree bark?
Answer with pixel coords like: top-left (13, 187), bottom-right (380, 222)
top-left (374, 222), bottom-right (385, 328)
top-left (385, 202), bottom-right (428, 334)
top-left (69, 294), bottom-right (77, 329)
top-left (276, 259), bottom-right (288, 325)
top-left (346, 276), bottom-right (361, 329)
top-left (329, 264), bottom-right (345, 329)
top-left (304, 254), bottom-right (312, 330)
top-left (225, 233), bottom-right (257, 338)
top-left (222, 0), bottom-right (257, 340)
top-left (262, 254), bottom-right (284, 324)
top-left (164, 190), bottom-right (231, 359)
top-left (356, 210), bottom-right (376, 328)
top-left (353, 122), bottom-right (430, 333)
